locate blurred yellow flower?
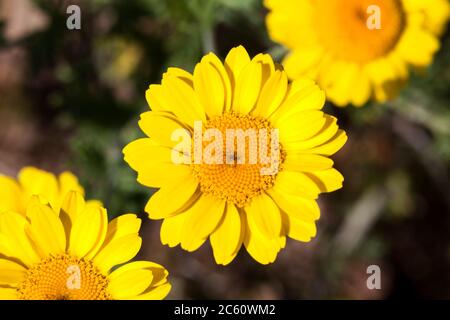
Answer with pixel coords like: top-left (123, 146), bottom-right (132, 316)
top-left (0, 167), bottom-right (86, 215)
top-left (265, 0), bottom-right (450, 107)
top-left (124, 46), bottom-right (347, 265)
top-left (0, 191), bottom-right (171, 300)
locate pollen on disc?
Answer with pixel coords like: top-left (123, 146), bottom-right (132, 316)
top-left (192, 112), bottom-right (285, 208)
top-left (17, 254), bottom-right (110, 300)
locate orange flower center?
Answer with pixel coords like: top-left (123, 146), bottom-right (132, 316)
top-left (192, 112), bottom-right (284, 208)
top-left (18, 254), bottom-right (110, 300)
top-left (314, 0), bottom-right (405, 63)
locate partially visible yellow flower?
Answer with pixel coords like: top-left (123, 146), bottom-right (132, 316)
top-left (124, 46), bottom-right (347, 265)
top-left (265, 0), bottom-right (449, 107)
top-left (0, 167), bottom-right (87, 215)
top-left (0, 191), bottom-right (171, 300)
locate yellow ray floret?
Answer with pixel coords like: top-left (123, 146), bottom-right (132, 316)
top-left (124, 46), bottom-right (348, 265)
top-left (265, 0), bottom-right (449, 107)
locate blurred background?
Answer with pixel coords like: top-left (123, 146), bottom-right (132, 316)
top-left (0, 0), bottom-right (449, 299)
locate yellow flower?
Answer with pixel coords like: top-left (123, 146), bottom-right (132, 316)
top-left (0, 167), bottom-right (87, 215)
top-left (0, 191), bottom-right (171, 300)
top-left (265, 0), bottom-right (449, 107)
top-left (123, 46), bottom-right (347, 265)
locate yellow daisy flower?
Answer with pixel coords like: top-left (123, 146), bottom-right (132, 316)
top-left (265, 0), bottom-right (449, 107)
top-left (0, 191), bottom-right (171, 300)
top-left (123, 46), bottom-right (347, 265)
top-left (0, 167), bottom-right (87, 215)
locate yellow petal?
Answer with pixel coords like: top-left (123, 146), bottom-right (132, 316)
top-left (323, 62), bottom-right (360, 107)
top-left (58, 172), bottom-right (85, 199)
top-left (194, 60), bottom-right (225, 117)
top-left (0, 211), bottom-right (40, 266)
top-left (26, 201), bottom-right (66, 257)
top-left (137, 111), bottom-right (191, 148)
top-left (243, 215), bottom-right (283, 265)
top-left (109, 260), bottom-right (170, 298)
top-left (205, 53), bottom-right (233, 111)
top-left (59, 191), bottom-right (86, 247)
top-left (283, 154), bottom-right (334, 172)
top-left (0, 258), bottom-right (27, 285)
top-left (268, 188), bottom-right (320, 221)
top-left (0, 233), bottom-right (13, 259)
top-left (281, 211), bottom-right (317, 242)
top-left (18, 167), bottom-right (59, 209)
top-left (366, 57), bottom-right (397, 86)
top-left (145, 84), bottom-right (169, 112)
top-left (304, 130), bottom-right (348, 156)
top-left (232, 60), bottom-right (262, 114)
top-left (108, 268), bottom-right (153, 299)
top-left (86, 200), bottom-right (103, 208)
top-left (125, 117), bottom-right (194, 188)
top-left (69, 205), bottom-right (107, 259)
top-left (145, 262), bottom-right (169, 287)
top-left (108, 261), bottom-right (161, 279)
top-left (123, 131), bottom-right (193, 188)
top-left (164, 67), bottom-right (193, 85)
top-left (253, 70), bottom-right (288, 118)
top-left (351, 68), bottom-right (371, 107)
top-left (287, 78), bottom-right (317, 96)
top-left (277, 111), bottom-right (327, 143)
top-left (0, 287), bottom-right (18, 299)
top-left (123, 138), bottom-right (175, 172)
top-left (145, 176), bottom-right (199, 219)
top-left (224, 45), bottom-right (251, 91)
top-left (245, 194), bottom-right (281, 239)
top-left (419, 0), bottom-right (450, 36)
top-left (283, 115), bottom-right (339, 152)
top-left (136, 162), bottom-right (193, 189)
top-left (283, 48), bottom-right (324, 80)
top-left (181, 195), bottom-right (225, 252)
top-left (94, 234), bottom-right (142, 274)
top-left (145, 68), bottom-right (193, 112)
top-left (103, 214), bottom-right (141, 248)
top-left (160, 214), bottom-right (186, 247)
top-left (194, 52), bottom-right (231, 117)
top-left (60, 190), bottom-right (86, 223)
top-left (270, 81), bottom-right (325, 123)
top-left (123, 138), bottom-right (191, 187)
top-left (133, 283), bottom-right (172, 300)
top-left (304, 169), bottom-right (344, 193)
top-left (398, 27), bottom-right (439, 67)
top-left (272, 171), bottom-right (320, 199)
top-left (252, 53), bottom-right (276, 86)
top-left (161, 74), bottom-right (206, 124)
top-left (210, 204), bottom-right (242, 265)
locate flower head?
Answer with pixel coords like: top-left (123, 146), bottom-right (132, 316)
top-left (0, 172), bottom-right (170, 300)
top-left (124, 46), bottom-right (347, 265)
top-left (265, 0), bottom-right (449, 107)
